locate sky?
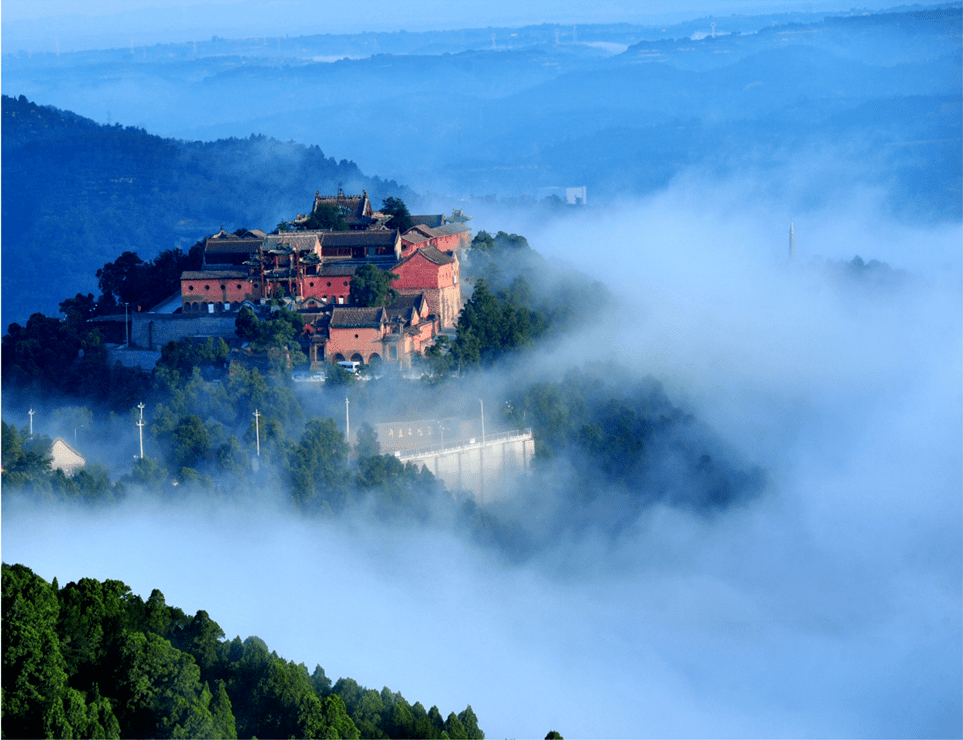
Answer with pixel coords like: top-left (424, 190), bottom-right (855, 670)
top-left (2, 0), bottom-right (914, 53)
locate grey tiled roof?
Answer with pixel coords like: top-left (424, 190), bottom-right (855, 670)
top-left (413, 246), bottom-right (456, 266)
top-left (263, 234), bottom-right (321, 251)
top-left (411, 214), bottom-right (444, 228)
top-left (317, 230), bottom-right (400, 247)
top-left (182, 270), bottom-right (249, 280)
top-left (435, 223), bottom-right (470, 236)
top-left (330, 307), bottom-right (387, 328)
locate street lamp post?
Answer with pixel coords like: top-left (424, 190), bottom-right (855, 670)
top-left (136, 402), bottom-right (146, 458)
top-left (28, 409), bottom-right (34, 437)
top-left (477, 399), bottom-right (485, 446)
top-left (123, 302), bottom-right (129, 347)
top-left (253, 409), bottom-right (261, 457)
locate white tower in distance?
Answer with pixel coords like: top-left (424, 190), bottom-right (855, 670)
top-left (789, 222), bottom-right (796, 261)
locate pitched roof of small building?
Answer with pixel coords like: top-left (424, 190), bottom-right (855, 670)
top-left (386, 293), bottom-right (429, 323)
top-left (411, 214), bottom-right (444, 228)
top-left (396, 246), bottom-right (456, 269)
top-left (50, 437), bottom-right (85, 476)
top-left (330, 307), bottom-right (387, 328)
top-left (400, 230), bottom-right (432, 245)
top-left (434, 222), bottom-right (471, 236)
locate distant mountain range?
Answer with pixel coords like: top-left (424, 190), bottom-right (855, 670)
top-left (2, 4), bottom-right (960, 328)
top-left (1, 95), bottom-right (415, 328)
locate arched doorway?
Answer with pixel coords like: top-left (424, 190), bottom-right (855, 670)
top-left (334, 353), bottom-right (346, 362)
top-left (350, 353), bottom-right (364, 364)
top-left (368, 353), bottom-right (382, 367)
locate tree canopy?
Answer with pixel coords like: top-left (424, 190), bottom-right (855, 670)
top-left (2, 563), bottom-right (483, 740)
top-left (349, 264), bottom-right (398, 307)
top-left (381, 197), bottom-right (413, 232)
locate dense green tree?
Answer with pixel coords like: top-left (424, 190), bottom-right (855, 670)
top-left (349, 263), bottom-right (398, 307)
top-left (171, 415), bottom-right (211, 470)
top-left (458, 705), bottom-right (484, 739)
top-left (2, 564), bottom-right (72, 738)
top-left (288, 417), bottom-right (350, 511)
top-left (114, 630), bottom-right (218, 738)
top-left (4, 567), bottom-right (478, 740)
top-left (381, 196), bottom-right (413, 232)
top-left (0, 423), bottom-right (54, 490)
top-left (234, 306), bottom-right (307, 371)
top-left (302, 202), bottom-right (350, 231)
top-left (445, 711), bottom-right (469, 739)
top-left (129, 456), bottom-right (169, 488)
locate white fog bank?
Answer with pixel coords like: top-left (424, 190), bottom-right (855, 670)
top-left (3, 179), bottom-right (961, 738)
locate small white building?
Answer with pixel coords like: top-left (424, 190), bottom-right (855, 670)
top-left (50, 438), bottom-right (86, 477)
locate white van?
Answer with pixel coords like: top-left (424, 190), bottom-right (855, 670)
top-left (336, 360), bottom-right (361, 374)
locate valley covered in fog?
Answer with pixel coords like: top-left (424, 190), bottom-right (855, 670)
top-left (2, 2), bottom-right (962, 738)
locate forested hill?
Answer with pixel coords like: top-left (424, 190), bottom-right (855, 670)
top-left (1, 94), bottom-right (415, 327)
top-left (2, 562), bottom-right (485, 740)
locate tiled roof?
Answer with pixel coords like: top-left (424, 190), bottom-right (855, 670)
top-left (408, 246), bottom-right (456, 266)
top-left (435, 223), bottom-right (470, 236)
top-left (205, 240), bottom-right (262, 254)
top-left (317, 230), bottom-right (399, 247)
top-left (263, 234), bottom-right (321, 251)
top-left (411, 214), bottom-right (444, 228)
top-left (318, 264), bottom-right (359, 277)
top-left (386, 293), bottom-right (427, 323)
top-left (182, 270), bottom-right (249, 280)
top-left (400, 231), bottom-right (431, 244)
top-left (330, 307), bottom-right (386, 328)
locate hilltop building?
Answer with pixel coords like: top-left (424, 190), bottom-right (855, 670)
top-left (173, 191), bottom-right (471, 368)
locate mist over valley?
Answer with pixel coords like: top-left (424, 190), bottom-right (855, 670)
top-left (2, 2), bottom-right (961, 738)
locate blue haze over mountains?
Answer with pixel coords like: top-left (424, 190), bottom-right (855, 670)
top-left (5, 5), bottom-right (960, 204)
top-left (3, 4), bottom-right (960, 327)
top-left (2, 4), bottom-right (962, 738)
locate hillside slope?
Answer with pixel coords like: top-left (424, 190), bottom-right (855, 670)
top-left (1, 95), bottom-right (414, 327)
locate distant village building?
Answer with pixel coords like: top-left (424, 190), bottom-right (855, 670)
top-left (50, 437), bottom-right (85, 476)
top-left (175, 190), bottom-right (471, 365)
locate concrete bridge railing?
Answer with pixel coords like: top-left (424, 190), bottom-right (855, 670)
top-left (392, 429), bottom-right (535, 503)
top-left (393, 428), bottom-right (533, 461)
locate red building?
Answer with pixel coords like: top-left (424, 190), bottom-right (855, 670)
top-left (312, 294), bottom-right (438, 368)
top-left (392, 246), bottom-right (461, 329)
top-left (181, 270), bottom-right (256, 313)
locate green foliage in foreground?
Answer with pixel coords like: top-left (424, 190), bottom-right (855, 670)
top-left (2, 563), bottom-right (484, 740)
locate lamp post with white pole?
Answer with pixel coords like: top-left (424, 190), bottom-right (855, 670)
top-left (477, 398), bottom-right (486, 501)
top-left (253, 409), bottom-right (261, 457)
top-left (137, 402), bottom-right (146, 458)
top-left (28, 409), bottom-right (34, 437)
top-left (477, 399), bottom-right (485, 446)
